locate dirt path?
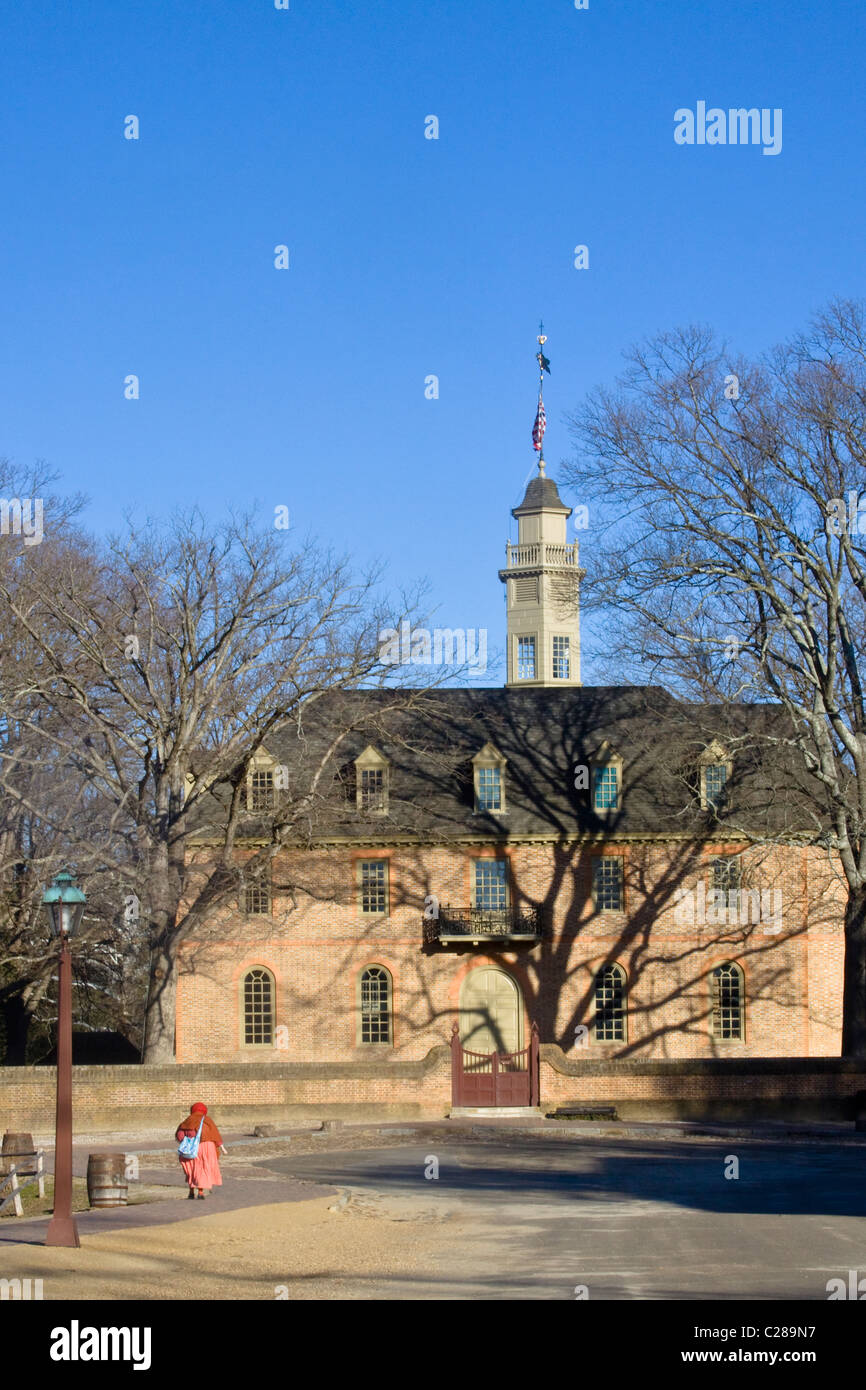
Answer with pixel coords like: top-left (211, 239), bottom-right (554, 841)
top-left (0, 1193), bottom-right (463, 1300)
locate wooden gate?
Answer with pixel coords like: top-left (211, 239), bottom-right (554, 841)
top-left (451, 1021), bottom-right (539, 1108)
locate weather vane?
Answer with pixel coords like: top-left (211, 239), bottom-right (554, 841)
top-left (532, 322), bottom-right (551, 471)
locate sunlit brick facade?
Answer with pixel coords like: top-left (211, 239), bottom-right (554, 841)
top-left (177, 469), bottom-right (846, 1074)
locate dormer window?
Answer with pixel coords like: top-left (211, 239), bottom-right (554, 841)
top-left (592, 743), bottom-right (622, 814)
top-left (355, 746), bottom-right (389, 815)
top-left (699, 741), bottom-right (731, 813)
top-left (477, 766), bottom-right (502, 811)
top-left (704, 764), bottom-right (727, 810)
top-left (360, 768), bottom-right (384, 810)
top-left (246, 751), bottom-right (278, 813)
top-left (250, 769), bottom-right (275, 811)
top-left (472, 742), bottom-right (507, 814)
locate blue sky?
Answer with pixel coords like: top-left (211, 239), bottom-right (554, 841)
top-left (1, 0), bottom-right (864, 683)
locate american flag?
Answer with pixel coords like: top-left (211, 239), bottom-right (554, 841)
top-left (532, 397), bottom-right (546, 452)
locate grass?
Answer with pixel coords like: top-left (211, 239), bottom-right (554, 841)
top-left (1, 1174), bottom-right (179, 1219)
top-left (0, 1175), bottom-right (91, 1218)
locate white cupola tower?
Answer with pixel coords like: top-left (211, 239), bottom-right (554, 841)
top-left (498, 327), bottom-right (584, 687)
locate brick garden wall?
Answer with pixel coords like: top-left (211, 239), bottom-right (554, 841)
top-left (540, 1049), bottom-right (866, 1122)
top-left (2, 1053), bottom-right (864, 1136)
top-left (0, 1049), bottom-right (452, 1138)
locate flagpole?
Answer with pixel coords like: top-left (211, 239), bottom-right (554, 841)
top-left (533, 321), bottom-right (549, 474)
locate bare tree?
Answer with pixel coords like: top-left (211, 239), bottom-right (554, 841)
top-left (562, 298), bottom-right (866, 1054)
top-left (0, 508), bottom-right (433, 1060)
top-left (0, 462), bottom-right (119, 1061)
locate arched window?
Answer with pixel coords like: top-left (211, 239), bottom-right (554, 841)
top-left (593, 964), bottom-right (626, 1042)
top-left (242, 967), bottom-right (275, 1046)
top-left (359, 965), bottom-right (392, 1045)
top-left (710, 962), bottom-right (744, 1040)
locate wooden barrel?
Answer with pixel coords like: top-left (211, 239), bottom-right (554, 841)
top-left (86, 1153), bottom-right (128, 1208)
top-left (1, 1132), bottom-right (35, 1176)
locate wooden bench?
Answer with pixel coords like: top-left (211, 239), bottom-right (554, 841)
top-left (547, 1105), bottom-right (619, 1121)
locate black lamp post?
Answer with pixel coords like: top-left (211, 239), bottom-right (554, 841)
top-left (42, 870), bottom-right (86, 1248)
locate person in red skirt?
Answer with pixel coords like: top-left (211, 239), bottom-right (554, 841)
top-left (175, 1102), bottom-right (227, 1199)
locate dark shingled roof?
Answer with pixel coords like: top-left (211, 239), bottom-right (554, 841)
top-left (216, 686), bottom-right (825, 846)
top-left (512, 474), bottom-right (571, 515)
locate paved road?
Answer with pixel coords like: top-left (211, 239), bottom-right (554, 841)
top-left (268, 1134), bottom-right (866, 1300)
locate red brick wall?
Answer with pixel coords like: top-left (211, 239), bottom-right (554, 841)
top-left (177, 839), bottom-right (845, 1064)
top-left (0, 1054), bottom-right (453, 1136)
top-left (1, 1053), bottom-right (862, 1135)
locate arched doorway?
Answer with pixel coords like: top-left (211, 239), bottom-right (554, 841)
top-left (459, 966), bottom-right (522, 1054)
top-left (453, 967), bottom-right (537, 1108)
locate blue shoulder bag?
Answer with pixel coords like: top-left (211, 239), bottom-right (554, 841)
top-left (178, 1114), bottom-right (205, 1159)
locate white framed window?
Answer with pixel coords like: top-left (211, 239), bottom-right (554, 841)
top-left (473, 859), bottom-right (508, 911)
top-left (360, 768), bottom-right (385, 811)
top-left (477, 766), bottom-right (502, 811)
top-left (592, 743), bottom-right (622, 813)
top-left (704, 764), bottom-right (728, 811)
top-left (592, 856), bottom-right (624, 911)
top-left (358, 965), bottom-right (392, 1045)
top-left (517, 636), bottom-right (536, 680)
top-left (358, 859), bottom-right (388, 915)
top-left (241, 866), bottom-right (272, 915)
top-left (593, 764), bottom-right (618, 812)
top-left (711, 856), bottom-right (741, 892)
top-left (699, 742), bottom-right (732, 812)
top-left (355, 746), bottom-right (389, 815)
top-left (472, 742), bottom-right (507, 813)
top-left (710, 962), bottom-right (744, 1040)
top-left (249, 769), bottom-right (275, 811)
top-left (594, 964), bottom-right (627, 1042)
top-left (552, 635), bottom-right (570, 679)
top-left (246, 749), bottom-right (280, 812)
top-left (241, 967), bottom-right (275, 1046)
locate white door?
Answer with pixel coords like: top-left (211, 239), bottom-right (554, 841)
top-left (459, 968), bottom-right (522, 1055)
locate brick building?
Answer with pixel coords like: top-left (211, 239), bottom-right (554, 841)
top-left (176, 462), bottom-right (845, 1086)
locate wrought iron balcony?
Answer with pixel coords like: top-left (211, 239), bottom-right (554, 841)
top-left (423, 906), bottom-right (543, 946)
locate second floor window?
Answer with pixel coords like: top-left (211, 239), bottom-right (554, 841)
top-left (359, 859), bottom-right (388, 915)
top-left (243, 867), bottom-right (272, 916)
top-left (711, 856), bottom-right (741, 892)
top-left (593, 764), bottom-right (619, 812)
top-left (473, 859), bottom-right (508, 911)
top-left (552, 635), bottom-right (570, 679)
top-left (517, 636), bottom-right (536, 680)
top-left (592, 856), bottom-right (624, 911)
